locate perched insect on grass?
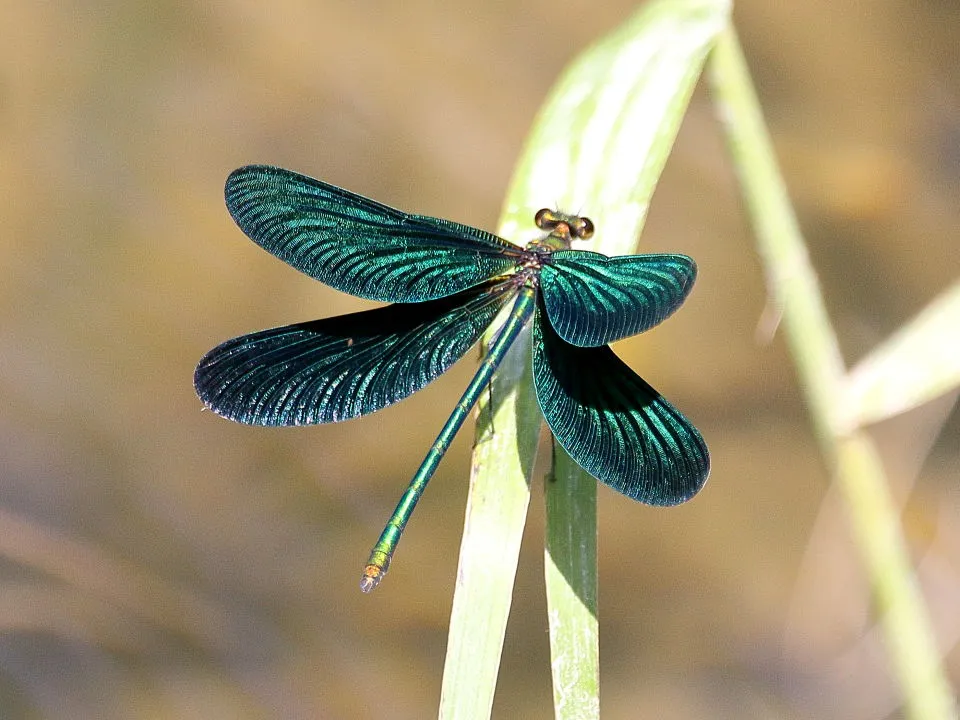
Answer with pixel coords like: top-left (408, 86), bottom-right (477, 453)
top-left (195, 165), bottom-right (709, 592)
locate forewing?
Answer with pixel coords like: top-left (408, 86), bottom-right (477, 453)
top-left (532, 304), bottom-right (709, 505)
top-left (195, 282), bottom-right (514, 425)
top-left (540, 251), bottom-right (697, 346)
top-left (225, 165), bottom-right (520, 302)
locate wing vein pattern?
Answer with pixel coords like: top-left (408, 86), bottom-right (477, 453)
top-left (540, 251), bottom-right (697, 346)
top-left (532, 302), bottom-right (709, 505)
top-left (225, 165), bottom-right (521, 303)
top-left (195, 282), bottom-right (514, 425)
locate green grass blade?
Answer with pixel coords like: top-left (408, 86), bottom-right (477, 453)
top-left (843, 280), bottom-right (960, 430)
top-left (440, 1), bottom-right (729, 717)
top-left (500, 0), bottom-right (731, 255)
top-left (544, 449), bottom-right (598, 719)
top-left (708, 25), bottom-right (958, 720)
top-left (439, 324), bottom-right (542, 720)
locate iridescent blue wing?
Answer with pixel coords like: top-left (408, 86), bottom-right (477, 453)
top-left (194, 282), bottom-right (513, 425)
top-left (532, 303), bottom-right (709, 505)
top-left (225, 165), bottom-right (521, 303)
top-left (540, 251), bottom-right (697, 347)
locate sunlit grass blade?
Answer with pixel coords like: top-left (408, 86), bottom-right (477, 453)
top-left (499, 0), bottom-right (732, 254)
top-left (439, 322), bottom-right (541, 718)
top-left (842, 280), bottom-right (960, 430)
top-left (708, 24), bottom-right (958, 720)
top-left (544, 448), bottom-right (598, 719)
top-left (443, 0), bottom-right (729, 716)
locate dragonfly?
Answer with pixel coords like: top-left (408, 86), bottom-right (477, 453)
top-left (194, 165), bottom-right (710, 592)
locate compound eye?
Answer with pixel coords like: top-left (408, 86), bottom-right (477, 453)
top-left (571, 216), bottom-right (594, 239)
top-left (534, 208), bottom-right (555, 230)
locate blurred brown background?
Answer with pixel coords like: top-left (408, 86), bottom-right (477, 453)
top-left (1, 1), bottom-right (958, 718)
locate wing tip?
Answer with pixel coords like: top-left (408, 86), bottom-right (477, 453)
top-left (648, 461), bottom-right (711, 507)
top-left (224, 164), bottom-right (299, 208)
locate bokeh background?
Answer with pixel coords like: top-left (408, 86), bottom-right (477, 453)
top-left (1, 1), bottom-right (958, 718)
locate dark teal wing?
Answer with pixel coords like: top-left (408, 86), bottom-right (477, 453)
top-left (532, 304), bottom-right (709, 505)
top-left (195, 282), bottom-right (514, 425)
top-left (225, 165), bottom-right (521, 303)
top-left (539, 251), bottom-right (697, 347)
